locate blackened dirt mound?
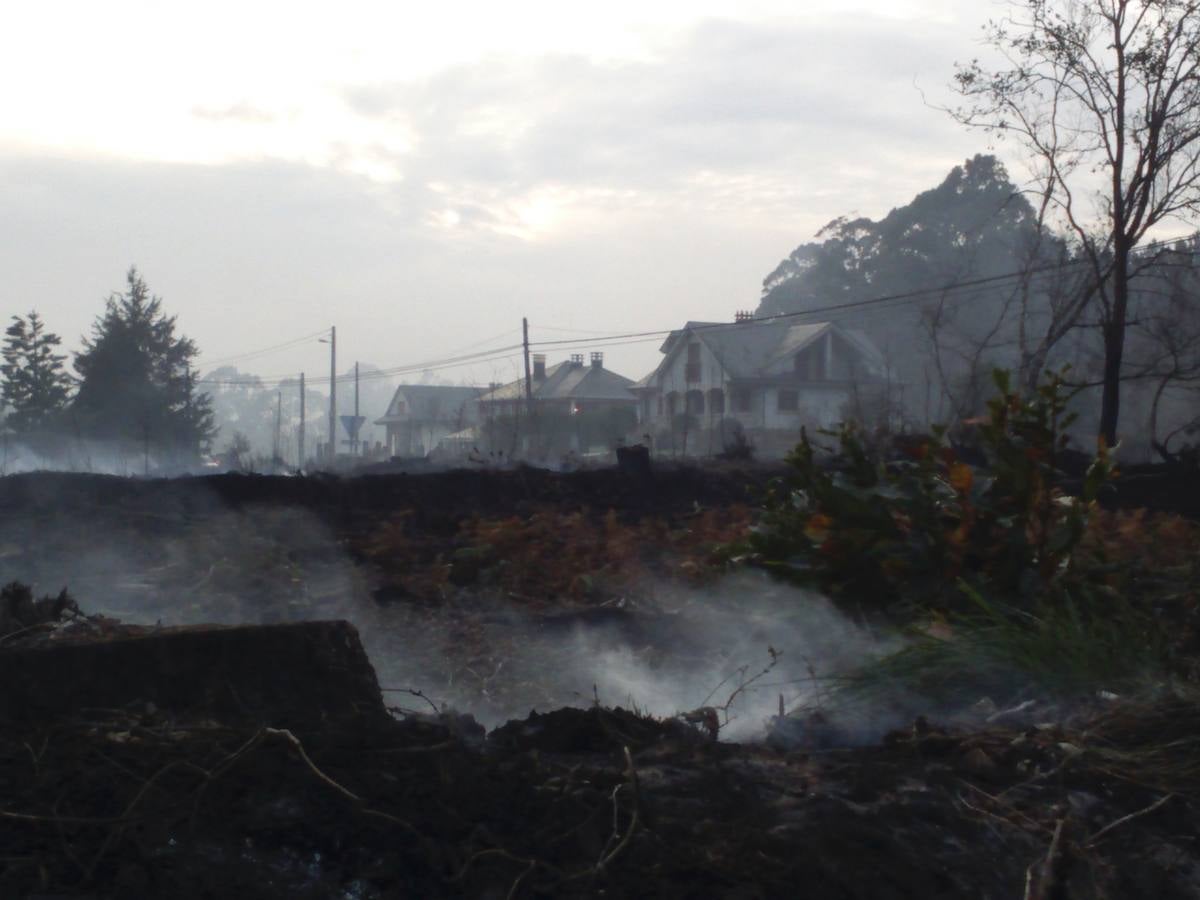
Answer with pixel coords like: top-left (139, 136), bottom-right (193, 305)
top-left (0, 619), bottom-right (386, 729)
top-left (1, 616), bottom-right (1198, 898)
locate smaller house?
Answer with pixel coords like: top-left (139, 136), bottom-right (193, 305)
top-left (634, 315), bottom-right (890, 457)
top-left (375, 385), bottom-right (484, 458)
top-left (477, 353), bottom-right (639, 456)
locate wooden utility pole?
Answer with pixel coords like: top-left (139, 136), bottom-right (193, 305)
top-left (299, 372), bottom-right (306, 470)
top-left (328, 326), bottom-right (336, 464)
top-left (522, 317), bottom-right (535, 458)
top-left (522, 317), bottom-right (534, 419)
top-left (274, 390), bottom-right (282, 464)
top-left (353, 361), bottom-right (360, 455)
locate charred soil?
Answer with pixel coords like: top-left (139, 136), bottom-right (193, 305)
top-left (2, 464), bottom-right (1200, 898)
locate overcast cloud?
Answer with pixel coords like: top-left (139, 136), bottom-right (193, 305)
top-left (0, 8), bottom-right (988, 384)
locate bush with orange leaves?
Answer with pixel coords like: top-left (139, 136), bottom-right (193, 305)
top-left (741, 369), bottom-right (1200, 699)
top-left (738, 369), bottom-right (1116, 617)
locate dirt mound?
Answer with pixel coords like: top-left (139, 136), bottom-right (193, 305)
top-left (0, 619), bottom-right (386, 729)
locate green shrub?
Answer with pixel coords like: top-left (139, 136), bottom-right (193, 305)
top-left (736, 369), bottom-right (1184, 703)
top-left (739, 369), bottom-right (1114, 616)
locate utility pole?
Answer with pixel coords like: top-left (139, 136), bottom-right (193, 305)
top-left (328, 326), bottom-right (336, 464)
top-left (274, 390), bottom-right (282, 466)
top-left (354, 361), bottom-right (360, 456)
top-left (299, 372), bottom-right (306, 470)
top-left (522, 317), bottom-right (534, 420)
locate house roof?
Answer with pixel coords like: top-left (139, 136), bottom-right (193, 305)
top-left (645, 318), bottom-right (886, 385)
top-left (478, 361), bottom-right (638, 405)
top-left (376, 384), bottom-right (485, 424)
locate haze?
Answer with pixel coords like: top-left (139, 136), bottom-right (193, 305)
top-left (1, 0), bottom-right (983, 384)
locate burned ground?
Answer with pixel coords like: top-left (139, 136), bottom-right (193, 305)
top-left (2, 463), bottom-right (1200, 898)
top-left (1, 617), bottom-right (1198, 899)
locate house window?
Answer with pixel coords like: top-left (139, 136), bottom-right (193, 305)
top-left (709, 389), bottom-right (725, 415)
top-left (685, 343), bottom-right (701, 382)
top-left (778, 389), bottom-right (799, 412)
top-left (733, 390), bottom-right (751, 413)
top-left (394, 400), bottom-right (406, 414)
top-left (686, 390), bottom-right (705, 416)
top-left (657, 396), bottom-right (663, 416)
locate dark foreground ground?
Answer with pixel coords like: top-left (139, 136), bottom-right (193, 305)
top-left (2, 617), bottom-right (1198, 900)
top-left (2, 464), bottom-right (1200, 898)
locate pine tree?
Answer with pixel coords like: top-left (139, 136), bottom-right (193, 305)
top-left (1, 312), bottom-right (72, 433)
top-left (72, 267), bottom-right (215, 456)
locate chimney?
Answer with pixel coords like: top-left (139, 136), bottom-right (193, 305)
top-left (533, 354), bottom-right (546, 381)
top-left (734, 310), bottom-right (754, 323)
top-left (590, 352), bottom-right (604, 369)
top-left (569, 353), bottom-right (584, 367)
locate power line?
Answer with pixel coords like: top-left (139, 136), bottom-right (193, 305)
top-left (196, 342), bottom-right (525, 388)
top-left (197, 328), bottom-right (330, 369)
top-left (528, 231), bottom-right (1200, 352)
top-left (194, 230), bottom-right (1200, 391)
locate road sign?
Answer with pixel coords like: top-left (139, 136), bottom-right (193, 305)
top-left (340, 415), bottom-right (366, 439)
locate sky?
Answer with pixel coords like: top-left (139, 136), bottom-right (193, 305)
top-left (0, 0), bottom-right (993, 393)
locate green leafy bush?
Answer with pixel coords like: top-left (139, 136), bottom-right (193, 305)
top-left (740, 369), bottom-right (1113, 616)
top-left (736, 369), bottom-right (1183, 702)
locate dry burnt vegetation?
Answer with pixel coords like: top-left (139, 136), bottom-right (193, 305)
top-left (3, 380), bottom-right (1200, 898)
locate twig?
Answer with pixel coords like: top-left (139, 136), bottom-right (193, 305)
top-left (957, 794), bottom-right (1038, 836)
top-left (0, 622), bottom-right (55, 645)
top-left (507, 859), bottom-right (536, 900)
top-left (1086, 793), bottom-right (1175, 848)
top-left (995, 752), bottom-right (1077, 800)
top-left (958, 781), bottom-right (1052, 834)
top-left (380, 687), bottom-right (440, 714)
top-left (190, 727), bottom-right (425, 840)
top-left (718, 650), bottom-right (781, 725)
top-left (86, 759), bottom-right (187, 879)
top-left (452, 847), bottom-right (555, 884)
top-left (596, 747), bottom-right (641, 872)
top-left (1023, 817), bottom-right (1065, 900)
top-left (262, 728), bottom-right (360, 803)
top-left (22, 737), bottom-right (48, 778)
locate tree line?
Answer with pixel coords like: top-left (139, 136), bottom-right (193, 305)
top-left (760, 0), bottom-right (1200, 459)
top-left (2, 268), bottom-right (215, 467)
top-left (8, 2), bottom-right (1199, 465)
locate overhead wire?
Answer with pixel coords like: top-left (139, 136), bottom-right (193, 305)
top-left (192, 230), bottom-right (1200, 391)
top-left (197, 328), bottom-right (331, 369)
top-left (196, 342), bottom-right (525, 388)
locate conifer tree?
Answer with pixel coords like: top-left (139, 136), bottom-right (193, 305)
top-left (72, 267), bottom-right (215, 456)
top-left (1, 312), bottom-right (72, 433)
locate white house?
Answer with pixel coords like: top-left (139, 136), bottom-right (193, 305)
top-left (634, 315), bottom-right (890, 456)
top-left (374, 385), bottom-right (484, 457)
top-left (476, 353), bottom-right (640, 457)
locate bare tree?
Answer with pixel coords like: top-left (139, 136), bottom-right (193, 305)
top-left (953, 0), bottom-right (1200, 446)
top-left (1127, 239), bottom-right (1200, 458)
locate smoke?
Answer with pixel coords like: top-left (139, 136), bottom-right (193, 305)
top-left (0, 437), bottom-right (215, 477)
top-left (363, 571), bottom-right (901, 743)
top-left (6, 476), bottom-right (901, 744)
